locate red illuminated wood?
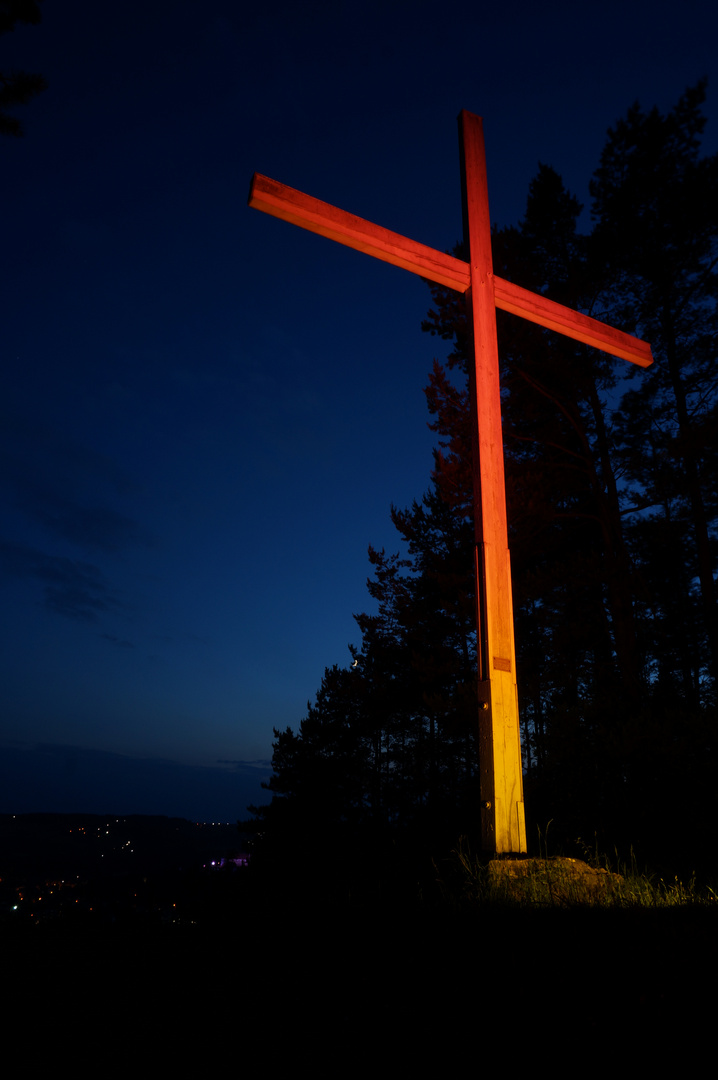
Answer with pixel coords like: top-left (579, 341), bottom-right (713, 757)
top-left (249, 111), bottom-right (653, 854)
top-left (493, 277), bottom-right (653, 367)
top-left (249, 174), bottom-right (470, 293)
top-left (459, 110), bottom-right (526, 853)
top-left (249, 174), bottom-right (653, 369)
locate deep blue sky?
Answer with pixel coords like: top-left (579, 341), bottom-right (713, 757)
top-left (2, 0), bottom-right (717, 820)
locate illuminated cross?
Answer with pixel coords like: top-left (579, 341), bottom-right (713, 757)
top-left (249, 111), bottom-right (653, 854)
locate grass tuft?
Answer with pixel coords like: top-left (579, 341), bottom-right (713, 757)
top-left (437, 835), bottom-right (716, 910)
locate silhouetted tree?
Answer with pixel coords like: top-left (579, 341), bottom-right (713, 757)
top-left (591, 80), bottom-right (718, 688)
top-left (0, 0), bottom-right (47, 136)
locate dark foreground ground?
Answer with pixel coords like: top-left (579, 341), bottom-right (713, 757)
top-left (4, 867), bottom-right (717, 1065)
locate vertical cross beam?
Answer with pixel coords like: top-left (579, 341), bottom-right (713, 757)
top-left (460, 111), bottom-right (526, 853)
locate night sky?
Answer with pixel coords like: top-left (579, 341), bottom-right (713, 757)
top-left (2, 0), bottom-right (717, 821)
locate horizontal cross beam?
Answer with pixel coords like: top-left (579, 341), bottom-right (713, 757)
top-left (249, 172), bottom-right (653, 369)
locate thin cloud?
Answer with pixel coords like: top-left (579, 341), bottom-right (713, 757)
top-left (1, 417), bottom-right (149, 552)
top-left (0, 541), bottom-right (119, 621)
top-left (13, 478), bottom-right (147, 552)
top-left (100, 632), bottom-right (135, 648)
top-left (217, 759), bottom-right (272, 771)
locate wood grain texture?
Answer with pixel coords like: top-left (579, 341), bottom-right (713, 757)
top-left (460, 110), bottom-right (526, 853)
top-left (249, 175), bottom-right (653, 368)
top-left (249, 173), bottom-right (469, 293)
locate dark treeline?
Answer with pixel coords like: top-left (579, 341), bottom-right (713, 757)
top-left (247, 84), bottom-right (718, 887)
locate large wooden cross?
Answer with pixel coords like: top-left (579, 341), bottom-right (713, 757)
top-left (249, 111), bottom-right (653, 854)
